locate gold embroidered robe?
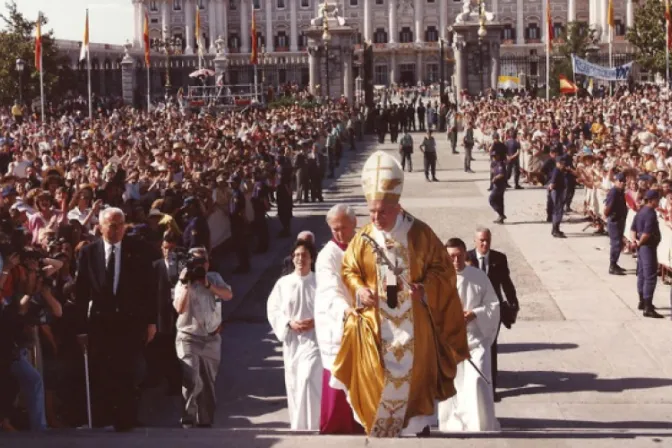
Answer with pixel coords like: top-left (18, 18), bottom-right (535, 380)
top-left (331, 217), bottom-right (469, 437)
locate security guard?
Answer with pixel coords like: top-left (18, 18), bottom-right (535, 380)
top-left (399, 130), bottom-right (414, 172)
top-left (541, 147), bottom-right (560, 222)
top-left (251, 170), bottom-right (270, 254)
top-left (389, 105), bottom-right (400, 143)
top-left (490, 151), bottom-right (507, 224)
top-left (630, 190), bottom-right (664, 318)
top-left (604, 172), bottom-right (627, 275)
top-left (548, 156), bottom-right (567, 238)
top-left (228, 175), bottom-right (250, 273)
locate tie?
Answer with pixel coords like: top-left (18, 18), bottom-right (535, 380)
top-left (106, 246), bottom-right (116, 296)
top-left (479, 256), bottom-right (486, 272)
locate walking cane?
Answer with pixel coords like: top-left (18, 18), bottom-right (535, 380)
top-left (84, 348), bottom-right (93, 429)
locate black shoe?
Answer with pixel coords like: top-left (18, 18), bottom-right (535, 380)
top-left (432, 177), bottom-right (439, 182)
top-left (546, 217), bottom-right (552, 223)
top-left (638, 300), bottom-right (645, 310)
top-left (493, 217), bottom-right (504, 224)
top-left (644, 307), bottom-right (664, 318)
top-left (609, 266), bottom-right (626, 276)
top-left (505, 184), bottom-right (512, 189)
top-left (426, 178), bottom-right (431, 182)
top-left (487, 187), bottom-right (492, 191)
top-left (452, 151), bottom-right (459, 154)
top-left (552, 231), bottom-right (567, 239)
top-left (494, 392), bottom-right (502, 402)
top-left (416, 425), bottom-right (431, 438)
top-left (515, 185), bottom-right (523, 190)
top-left (613, 264), bottom-right (626, 273)
top-left (181, 419), bottom-right (194, 429)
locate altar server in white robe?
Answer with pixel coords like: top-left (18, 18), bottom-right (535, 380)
top-left (314, 204), bottom-right (363, 434)
top-left (267, 240), bottom-right (323, 430)
top-left (438, 237), bottom-right (501, 432)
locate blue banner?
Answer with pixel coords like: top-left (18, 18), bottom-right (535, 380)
top-left (571, 55), bottom-right (633, 81)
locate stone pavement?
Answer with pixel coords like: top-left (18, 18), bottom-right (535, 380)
top-left (6, 134), bottom-right (672, 447)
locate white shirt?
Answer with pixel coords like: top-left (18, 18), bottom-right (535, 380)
top-left (103, 240), bottom-right (121, 295)
top-left (476, 250), bottom-right (489, 275)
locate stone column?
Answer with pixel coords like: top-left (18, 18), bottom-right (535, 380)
top-left (516, 0), bottom-right (524, 45)
top-left (626, 0), bottom-right (634, 28)
top-left (209, 0), bottom-right (218, 53)
top-left (567, 0), bottom-right (576, 23)
top-left (363, 0), bottom-right (372, 42)
top-left (454, 42), bottom-right (463, 99)
top-left (133, 0), bottom-right (141, 47)
top-left (389, 0), bottom-right (397, 43)
top-left (390, 52), bottom-right (397, 85)
top-left (214, 48), bottom-right (230, 84)
top-left (600, 0), bottom-right (608, 43)
top-left (414, 0), bottom-right (424, 43)
top-left (221, 0), bottom-right (229, 47)
top-left (241, 0), bottom-right (250, 53)
top-left (439, 0), bottom-right (447, 40)
top-left (343, 49), bottom-right (353, 101)
top-left (290, 0), bottom-right (298, 51)
top-left (490, 41), bottom-right (499, 91)
top-left (161, 1), bottom-right (170, 40)
top-left (308, 47), bottom-right (319, 95)
top-left (265, 0), bottom-right (275, 52)
top-left (185, 0), bottom-right (195, 54)
top-left (121, 53), bottom-right (136, 105)
top-left (416, 52), bottom-right (423, 83)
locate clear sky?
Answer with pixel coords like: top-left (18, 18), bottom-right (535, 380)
top-left (11, 0), bottom-right (134, 44)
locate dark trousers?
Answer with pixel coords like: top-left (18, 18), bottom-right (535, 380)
top-left (608, 218), bottom-right (625, 265)
top-left (276, 186), bottom-right (293, 233)
top-left (89, 321), bottom-right (145, 429)
top-left (253, 214), bottom-right (269, 252)
top-left (145, 332), bottom-right (181, 391)
top-left (400, 150), bottom-right (413, 172)
top-left (551, 189), bottom-right (565, 231)
top-left (636, 245), bottom-right (658, 304)
top-left (295, 171), bottom-right (309, 202)
top-left (327, 147), bottom-right (335, 178)
top-left (464, 146), bottom-right (473, 171)
top-left (565, 181), bottom-right (576, 210)
top-left (506, 159), bottom-right (520, 186)
top-left (377, 130), bottom-right (386, 143)
top-left (489, 187), bottom-right (505, 218)
top-left (408, 116), bottom-right (416, 131)
top-left (491, 323), bottom-right (501, 394)
top-left (423, 153), bottom-right (436, 179)
top-left (310, 174), bottom-right (323, 201)
top-left (449, 132), bottom-right (458, 152)
top-left (546, 190), bottom-right (553, 220)
top-left (231, 218), bottom-right (250, 269)
top-left (418, 115), bottom-right (425, 131)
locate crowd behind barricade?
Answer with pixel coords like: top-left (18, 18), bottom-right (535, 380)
top-left (0, 96), bottom-right (361, 432)
top-left (456, 83), bottom-right (672, 316)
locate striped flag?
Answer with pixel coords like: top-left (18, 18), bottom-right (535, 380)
top-left (546, 0), bottom-right (553, 51)
top-left (79, 9), bottom-right (89, 62)
top-left (35, 14), bottom-right (42, 71)
top-left (196, 4), bottom-right (204, 58)
top-left (559, 75), bottom-right (578, 94)
top-left (143, 8), bottom-right (150, 67)
top-left (250, 9), bottom-right (258, 64)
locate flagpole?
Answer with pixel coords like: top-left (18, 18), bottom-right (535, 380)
top-left (38, 12), bottom-right (45, 124)
top-left (667, 9), bottom-right (670, 88)
top-left (147, 64), bottom-right (151, 112)
top-left (86, 13), bottom-right (93, 123)
top-left (546, 45), bottom-right (550, 101)
top-left (254, 64), bottom-right (259, 103)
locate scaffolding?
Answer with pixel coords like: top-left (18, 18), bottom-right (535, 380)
top-left (185, 84), bottom-right (263, 109)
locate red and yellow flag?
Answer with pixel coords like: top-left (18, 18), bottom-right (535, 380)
top-left (559, 75), bottom-right (578, 95)
top-left (250, 9), bottom-right (258, 65)
top-left (666, 0), bottom-right (672, 51)
top-left (143, 9), bottom-right (150, 67)
top-left (195, 4), bottom-right (204, 57)
top-left (35, 14), bottom-right (42, 71)
top-left (546, 0), bottom-right (553, 51)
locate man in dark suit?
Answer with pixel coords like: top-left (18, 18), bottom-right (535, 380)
top-left (467, 227), bottom-right (519, 401)
top-left (75, 207), bottom-right (156, 431)
top-left (145, 237), bottom-right (182, 394)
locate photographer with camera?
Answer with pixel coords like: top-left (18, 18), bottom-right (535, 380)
top-left (173, 247), bottom-right (232, 428)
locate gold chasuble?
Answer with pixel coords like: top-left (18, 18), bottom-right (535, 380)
top-left (330, 150), bottom-right (469, 438)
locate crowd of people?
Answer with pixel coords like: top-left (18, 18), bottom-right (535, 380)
top-left (0, 96), bottom-right (359, 432)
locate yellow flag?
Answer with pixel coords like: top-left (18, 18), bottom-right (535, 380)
top-left (607, 0), bottom-right (614, 28)
top-left (79, 9), bottom-right (89, 62)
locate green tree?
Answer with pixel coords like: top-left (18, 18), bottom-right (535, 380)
top-left (550, 21), bottom-right (598, 96)
top-left (0, 1), bottom-right (76, 106)
top-left (626, 0), bottom-right (667, 74)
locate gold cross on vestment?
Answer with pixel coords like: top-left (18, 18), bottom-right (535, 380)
top-left (363, 154), bottom-right (394, 195)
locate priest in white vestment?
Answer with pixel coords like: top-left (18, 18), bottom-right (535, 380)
top-left (438, 237), bottom-right (500, 432)
top-left (267, 240), bottom-right (323, 430)
top-left (314, 204), bottom-right (364, 434)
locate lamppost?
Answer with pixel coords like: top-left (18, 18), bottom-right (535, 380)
top-left (151, 32), bottom-right (183, 92)
top-left (477, 0), bottom-right (487, 96)
top-left (15, 58), bottom-right (25, 104)
top-left (323, 27), bottom-right (332, 98)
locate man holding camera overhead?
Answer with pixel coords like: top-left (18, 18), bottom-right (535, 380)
top-left (173, 247), bottom-right (233, 429)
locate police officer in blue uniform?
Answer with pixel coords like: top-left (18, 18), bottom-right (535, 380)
top-left (630, 190), bottom-right (664, 318)
top-left (489, 151), bottom-right (507, 224)
top-left (548, 156), bottom-right (567, 238)
top-left (604, 172), bottom-right (627, 275)
top-left (228, 175), bottom-right (250, 273)
top-left (251, 170), bottom-right (270, 254)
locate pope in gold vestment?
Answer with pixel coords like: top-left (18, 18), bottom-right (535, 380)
top-left (329, 150), bottom-right (469, 438)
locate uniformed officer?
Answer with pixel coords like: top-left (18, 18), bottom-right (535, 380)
top-left (406, 102), bottom-right (416, 132)
top-left (228, 176), bottom-right (250, 273)
top-left (541, 147), bottom-right (560, 222)
top-left (307, 144), bottom-right (325, 202)
top-left (275, 157), bottom-right (293, 237)
top-left (604, 172), bottom-right (627, 275)
top-left (251, 170), bottom-right (270, 254)
top-left (389, 105), bottom-right (400, 143)
top-left (548, 156), bottom-right (567, 238)
top-left (399, 130), bottom-right (414, 172)
top-left (630, 190), bottom-right (664, 318)
top-left (419, 129), bottom-right (438, 182)
top-left (490, 151), bottom-right (507, 224)
top-left (417, 101), bottom-right (426, 132)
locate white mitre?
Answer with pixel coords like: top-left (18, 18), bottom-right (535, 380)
top-left (361, 150), bottom-right (404, 203)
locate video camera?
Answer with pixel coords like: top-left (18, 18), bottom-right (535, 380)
top-left (180, 252), bottom-right (208, 284)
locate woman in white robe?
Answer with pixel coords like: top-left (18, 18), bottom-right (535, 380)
top-left (267, 240), bottom-right (323, 430)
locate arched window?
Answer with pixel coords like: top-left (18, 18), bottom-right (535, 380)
top-left (553, 22), bottom-right (564, 38)
top-left (229, 34), bottom-right (240, 50)
top-left (615, 19), bottom-right (625, 36)
top-left (173, 0), bottom-right (182, 11)
top-left (150, 0), bottom-right (158, 11)
top-left (373, 28), bottom-right (387, 44)
top-left (525, 23), bottom-right (540, 40)
top-left (425, 26), bottom-right (438, 42)
top-left (502, 24), bottom-right (515, 40)
top-left (275, 31), bottom-right (289, 49)
top-left (399, 26), bottom-right (413, 43)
